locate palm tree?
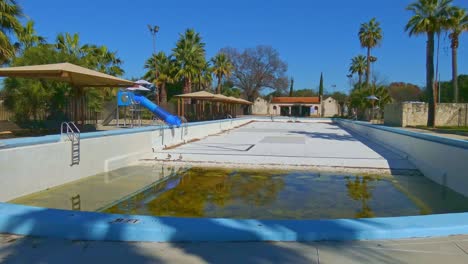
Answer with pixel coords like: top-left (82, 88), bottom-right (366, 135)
top-left (211, 53), bottom-right (233, 94)
top-left (83, 44), bottom-right (123, 76)
top-left (349, 55), bottom-right (367, 90)
top-left (359, 18), bottom-right (383, 88)
top-left (199, 61), bottom-right (213, 91)
top-left (56, 33), bottom-right (83, 57)
top-left (144, 51), bottom-right (176, 104)
top-left (16, 20), bottom-right (45, 51)
top-left (446, 7), bottom-right (468, 103)
top-left (406, 0), bottom-right (453, 126)
top-left (172, 29), bottom-right (206, 95)
top-left (0, 0), bottom-right (23, 64)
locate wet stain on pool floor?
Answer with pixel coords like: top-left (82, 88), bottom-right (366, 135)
top-left (103, 167), bottom-right (468, 220)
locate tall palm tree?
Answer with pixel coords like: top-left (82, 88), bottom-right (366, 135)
top-left (358, 18), bottom-right (383, 88)
top-left (198, 61), bottom-right (213, 91)
top-left (83, 44), bottom-right (123, 76)
top-left (446, 7), bottom-right (468, 103)
top-left (211, 53), bottom-right (233, 94)
top-left (16, 20), bottom-right (45, 51)
top-left (405, 0), bottom-right (453, 126)
top-left (172, 29), bottom-right (206, 95)
top-left (349, 55), bottom-right (367, 90)
top-left (56, 33), bottom-right (83, 57)
top-left (0, 0), bottom-right (23, 64)
top-left (144, 51), bottom-right (176, 104)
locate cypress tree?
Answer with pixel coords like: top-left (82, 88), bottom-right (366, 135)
top-left (319, 73), bottom-right (324, 97)
top-left (289, 78), bottom-right (294, 96)
top-left (319, 73), bottom-right (324, 117)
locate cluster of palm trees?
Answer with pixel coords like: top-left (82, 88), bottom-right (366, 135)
top-left (406, 0), bottom-right (467, 126)
top-left (0, 0), bottom-right (24, 64)
top-left (1, 0), bottom-right (125, 123)
top-left (348, 18), bottom-right (383, 92)
top-left (347, 0), bottom-right (466, 125)
top-left (143, 29), bottom-right (233, 104)
top-left (347, 18), bottom-right (385, 118)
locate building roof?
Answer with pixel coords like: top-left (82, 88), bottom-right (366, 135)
top-left (271, 97), bottom-right (320, 104)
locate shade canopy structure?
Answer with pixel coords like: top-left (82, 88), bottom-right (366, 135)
top-left (174, 91), bottom-right (252, 120)
top-left (0, 63), bottom-right (135, 125)
top-left (0, 62), bottom-right (134, 87)
top-left (126, 85), bottom-right (151, 91)
top-left (366, 95), bottom-right (379, 101)
top-left (134, 79), bottom-right (152, 86)
top-left (174, 91), bottom-right (217, 100)
top-left (175, 91), bottom-right (252, 105)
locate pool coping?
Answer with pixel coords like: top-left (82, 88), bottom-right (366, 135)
top-left (1, 203), bottom-right (467, 242)
top-left (0, 117), bottom-right (256, 150)
top-left (335, 119), bottom-right (468, 150)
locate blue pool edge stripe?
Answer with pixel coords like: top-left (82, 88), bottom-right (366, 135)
top-left (1, 203), bottom-right (467, 242)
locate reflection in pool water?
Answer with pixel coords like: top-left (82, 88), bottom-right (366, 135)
top-left (104, 167), bottom-right (468, 220)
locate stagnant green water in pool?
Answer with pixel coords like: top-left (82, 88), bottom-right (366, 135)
top-left (97, 167), bottom-right (468, 219)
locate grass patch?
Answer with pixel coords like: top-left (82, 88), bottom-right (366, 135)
top-left (414, 126), bottom-right (468, 134)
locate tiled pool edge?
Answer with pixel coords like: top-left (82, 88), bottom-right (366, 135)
top-left (1, 203), bottom-right (468, 242)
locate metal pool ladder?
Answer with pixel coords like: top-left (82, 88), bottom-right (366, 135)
top-left (61, 122), bottom-right (81, 166)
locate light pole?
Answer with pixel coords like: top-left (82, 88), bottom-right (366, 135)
top-left (148, 24), bottom-right (160, 104)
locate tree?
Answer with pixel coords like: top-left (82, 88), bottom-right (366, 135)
top-left (446, 7), bottom-right (468, 103)
top-left (359, 18), bottom-right (383, 88)
top-left (406, 0), bottom-right (453, 127)
top-left (292, 89), bottom-right (317, 97)
top-left (439, 74), bottom-right (468, 102)
top-left (144, 51), bottom-right (176, 104)
top-left (289, 78), bottom-right (294, 96)
top-left (16, 20), bottom-right (45, 51)
top-left (319, 73), bottom-right (324, 97)
top-left (319, 73), bottom-right (324, 117)
top-left (56, 33), bottom-right (83, 57)
top-left (173, 29), bottom-right (206, 95)
top-left (349, 55), bottom-right (367, 90)
top-left (194, 60), bottom-right (212, 91)
top-left (221, 46), bottom-right (288, 102)
top-left (3, 33), bottom-right (124, 125)
top-left (387, 82), bottom-right (423, 102)
top-left (0, 0), bottom-right (23, 64)
top-left (349, 85), bottom-right (391, 120)
top-left (221, 81), bottom-right (242, 98)
top-left (211, 53), bottom-right (233, 94)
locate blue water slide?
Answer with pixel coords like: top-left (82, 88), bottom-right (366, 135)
top-left (133, 94), bottom-right (182, 126)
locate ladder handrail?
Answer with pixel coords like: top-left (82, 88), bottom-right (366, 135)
top-left (61, 122), bottom-right (80, 142)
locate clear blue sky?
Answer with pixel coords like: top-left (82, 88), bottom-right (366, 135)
top-left (20, 0), bottom-right (468, 94)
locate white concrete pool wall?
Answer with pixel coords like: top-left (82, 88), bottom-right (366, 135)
top-left (0, 118), bottom-right (252, 202)
top-left (1, 116), bottom-right (468, 202)
top-left (336, 119), bottom-right (468, 197)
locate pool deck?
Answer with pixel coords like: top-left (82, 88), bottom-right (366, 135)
top-left (1, 234), bottom-right (468, 264)
top-left (149, 121), bottom-right (418, 174)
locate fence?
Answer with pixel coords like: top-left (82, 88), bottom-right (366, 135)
top-left (0, 98), bottom-right (99, 125)
top-left (0, 102), bottom-right (14, 121)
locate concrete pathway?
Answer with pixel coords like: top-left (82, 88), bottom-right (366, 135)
top-left (154, 121), bottom-right (417, 173)
top-left (1, 234), bottom-right (468, 263)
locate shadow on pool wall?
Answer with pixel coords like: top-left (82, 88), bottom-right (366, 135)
top-left (0, 203), bottom-right (419, 264)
